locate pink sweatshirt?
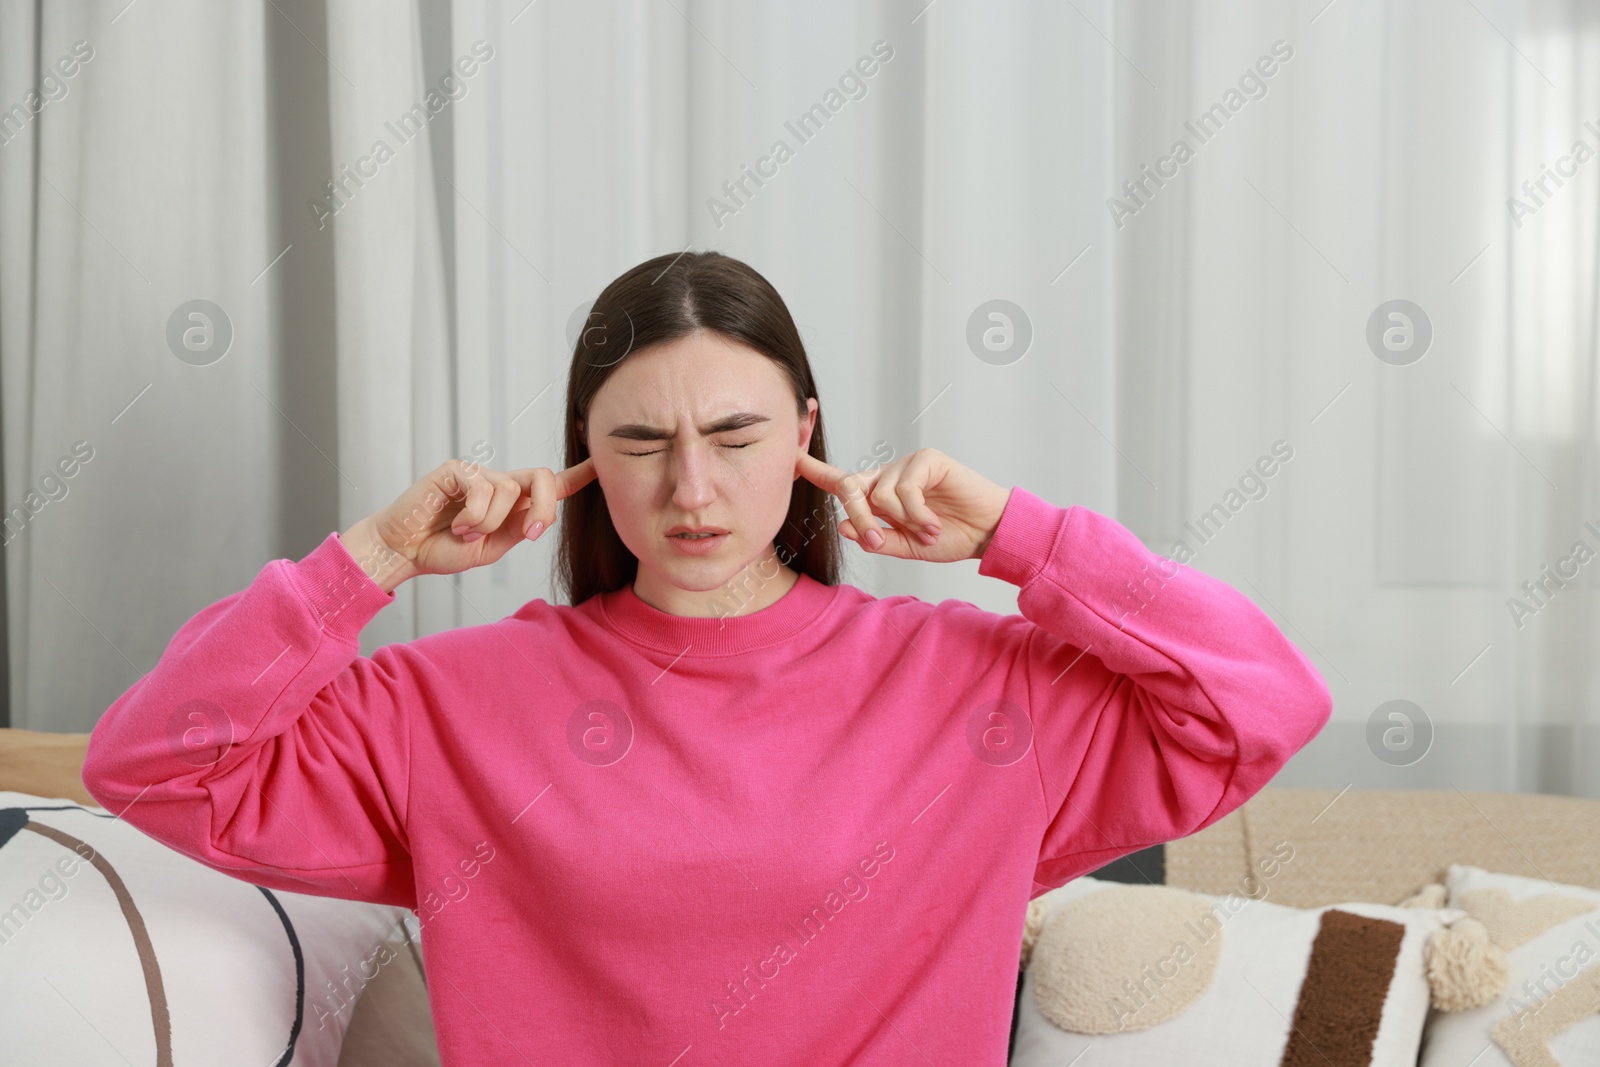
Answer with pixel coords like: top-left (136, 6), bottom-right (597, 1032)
top-left (82, 486), bottom-right (1331, 1065)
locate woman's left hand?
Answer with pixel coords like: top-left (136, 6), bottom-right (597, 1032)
top-left (794, 448), bottom-right (1012, 562)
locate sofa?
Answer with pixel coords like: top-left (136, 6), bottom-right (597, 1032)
top-left (3, 725), bottom-right (1596, 1066)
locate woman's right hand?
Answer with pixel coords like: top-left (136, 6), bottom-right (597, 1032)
top-left (339, 457), bottom-right (597, 593)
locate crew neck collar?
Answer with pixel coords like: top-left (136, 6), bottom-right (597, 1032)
top-left (594, 569), bottom-right (838, 657)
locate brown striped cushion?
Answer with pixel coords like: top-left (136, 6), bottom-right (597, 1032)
top-left (1011, 875), bottom-right (1460, 1066)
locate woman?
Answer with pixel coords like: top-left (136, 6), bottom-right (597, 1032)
top-left (82, 250), bottom-right (1332, 1065)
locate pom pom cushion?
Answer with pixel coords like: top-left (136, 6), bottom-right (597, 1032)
top-left (0, 791), bottom-right (413, 1066)
top-left (1417, 864), bottom-right (1600, 1067)
top-left (1011, 874), bottom-right (1469, 1067)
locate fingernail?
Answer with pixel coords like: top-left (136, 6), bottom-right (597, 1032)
top-left (924, 524), bottom-right (940, 537)
top-left (525, 521), bottom-right (545, 540)
top-left (451, 524), bottom-right (469, 536)
top-left (462, 531), bottom-right (483, 543)
top-left (866, 528), bottom-right (885, 550)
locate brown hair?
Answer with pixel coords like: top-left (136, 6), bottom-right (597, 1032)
top-left (553, 250), bottom-right (842, 607)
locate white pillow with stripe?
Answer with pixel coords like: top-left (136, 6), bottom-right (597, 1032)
top-left (0, 791), bottom-right (417, 1067)
top-left (1011, 874), bottom-right (1465, 1067)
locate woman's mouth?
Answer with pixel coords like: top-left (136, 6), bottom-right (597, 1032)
top-left (667, 529), bottom-right (729, 555)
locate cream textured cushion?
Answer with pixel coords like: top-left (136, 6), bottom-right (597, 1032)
top-left (1012, 874), bottom-right (1467, 1067)
top-left (1418, 864), bottom-right (1600, 1067)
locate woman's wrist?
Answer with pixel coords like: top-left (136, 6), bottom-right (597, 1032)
top-left (969, 484), bottom-right (1013, 560)
top-left (338, 515), bottom-right (419, 595)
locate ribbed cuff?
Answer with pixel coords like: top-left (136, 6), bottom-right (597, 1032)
top-left (282, 531), bottom-right (397, 642)
top-left (976, 486), bottom-right (1073, 588)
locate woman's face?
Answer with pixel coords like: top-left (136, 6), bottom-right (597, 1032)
top-left (580, 329), bottom-right (818, 617)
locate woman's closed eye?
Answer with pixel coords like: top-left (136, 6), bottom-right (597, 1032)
top-left (623, 441), bottom-right (754, 457)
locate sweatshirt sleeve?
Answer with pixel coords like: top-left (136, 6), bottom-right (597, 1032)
top-left (81, 531), bottom-right (420, 909)
top-left (973, 486), bottom-right (1332, 892)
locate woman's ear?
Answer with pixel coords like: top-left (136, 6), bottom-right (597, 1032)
top-left (795, 398), bottom-right (818, 480)
top-left (798, 398), bottom-right (818, 453)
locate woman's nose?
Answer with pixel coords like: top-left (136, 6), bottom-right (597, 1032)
top-left (671, 440), bottom-right (717, 509)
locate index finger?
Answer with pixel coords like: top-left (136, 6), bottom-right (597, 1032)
top-left (505, 457), bottom-right (597, 500)
top-left (554, 456), bottom-right (597, 499)
top-left (505, 457), bottom-right (598, 538)
top-left (795, 451), bottom-right (882, 548)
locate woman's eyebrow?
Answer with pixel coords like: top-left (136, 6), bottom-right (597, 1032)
top-left (606, 412), bottom-right (771, 442)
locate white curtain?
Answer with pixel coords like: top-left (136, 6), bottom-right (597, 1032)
top-left (3, 0), bottom-right (1596, 798)
top-left (2, 0), bottom-right (291, 733)
top-left (1105, 0), bottom-right (1600, 797)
